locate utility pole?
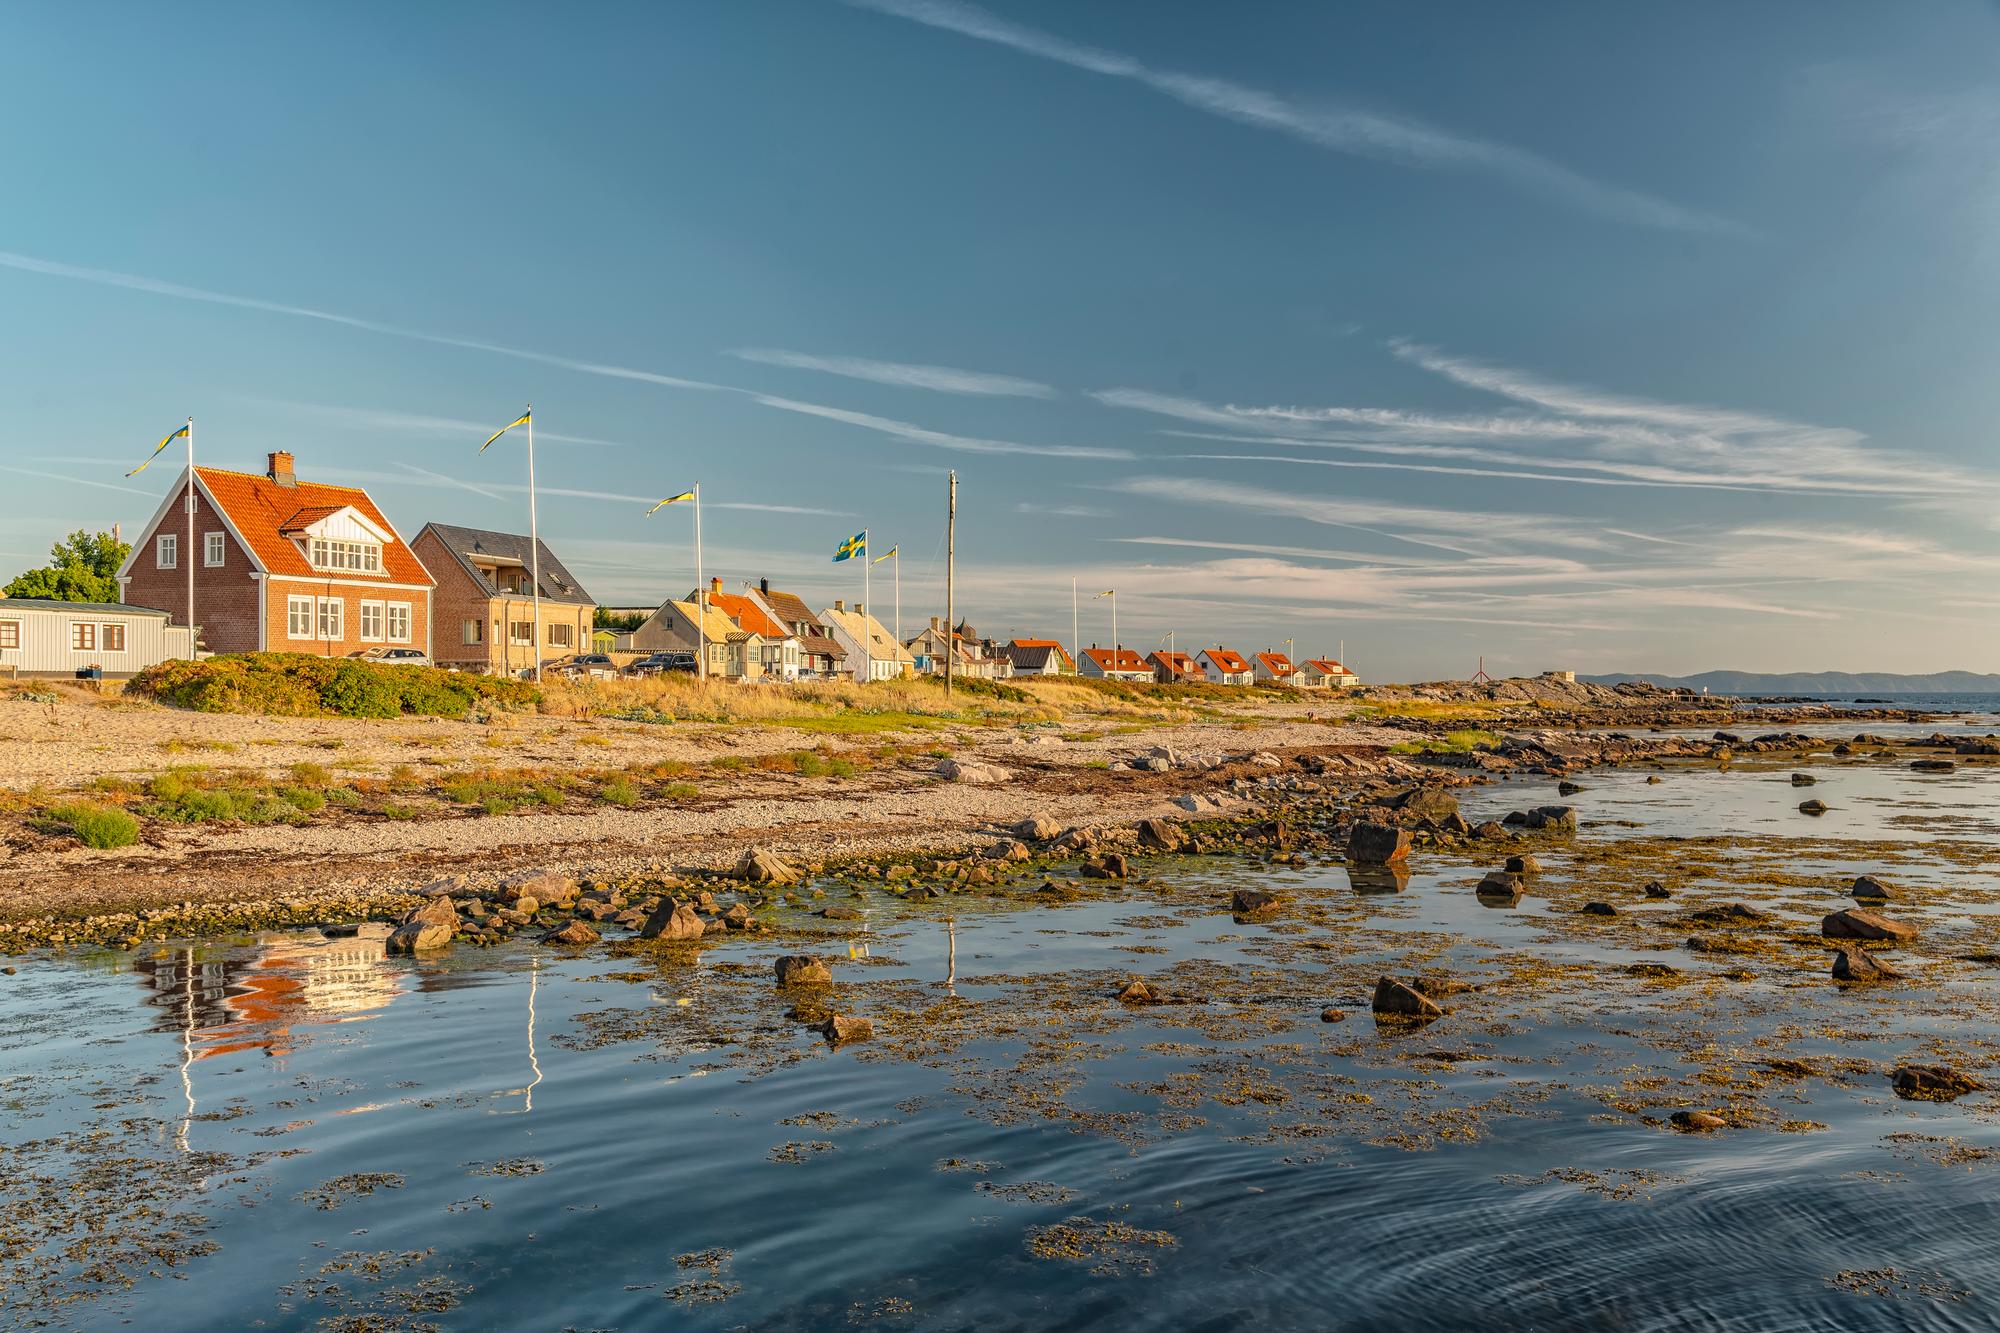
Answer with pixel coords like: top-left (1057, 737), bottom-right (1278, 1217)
top-left (944, 471), bottom-right (956, 698)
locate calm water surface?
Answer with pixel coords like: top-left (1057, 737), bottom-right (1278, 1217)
top-left (7, 751), bottom-right (2000, 1331)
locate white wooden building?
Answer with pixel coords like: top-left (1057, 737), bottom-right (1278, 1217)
top-left (0, 599), bottom-right (197, 679)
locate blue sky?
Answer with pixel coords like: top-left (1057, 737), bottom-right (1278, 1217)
top-left (4, 0), bottom-right (1999, 678)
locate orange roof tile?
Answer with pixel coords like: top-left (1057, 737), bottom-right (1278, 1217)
top-left (1255, 652), bottom-right (1296, 675)
top-left (1084, 647), bottom-right (1147, 672)
top-left (1306, 658), bottom-right (1353, 675)
top-left (1204, 648), bottom-right (1251, 674)
top-left (706, 590), bottom-right (791, 640)
top-left (196, 466), bottom-right (431, 585)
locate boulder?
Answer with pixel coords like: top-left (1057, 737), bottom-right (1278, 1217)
top-left (541, 920), bottom-right (599, 946)
top-left (1348, 822), bottom-right (1412, 865)
top-left (1136, 818), bottom-right (1184, 852)
top-left (1475, 871), bottom-right (1523, 896)
top-left (774, 955), bottom-right (833, 987)
top-left (937, 758), bottom-right (1011, 784)
top-left (1525, 805), bottom-right (1578, 833)
top-left (498, 869), bottom-right (577, 908)
top-left (386, 920), bottom-right (452, 954)
top-left (401, 894), bottom-right (459, 930)
top-left (820, 1013), bottom-right (873, 1045)
top-left (722, 902), bottom-right (753, 930)
top-left (1912, 759), bottom-right (1957, 773)
top-left (1892, 1065), bottom-right (1981, 1102)
top-left (1392, 789), bottom-right (1460, 822)
top-left (1372, 976), bottom-right (1443, 1021)
top-left (1504, 854), bottom-right (1542, 875)
top-left (735, 848), bottom-right (802, 885)
top-left (1136, 756), bottom-right (1172, 773)
top-left (1790, 773), bottom-right (1816, 787)
top-left (985, 839), bottom-right (1032, 863)
top-left (1832, 948), bottom-right (1899, 983)
top-left (1799, 799), bottom-right (1829, 816)
top-left (1850, 875), bottom-right (1892, 900)
top-left (1115, 979), bottom-right (1159, 1005)
top-left (638, 900), bottom-right (705, 942)
top-left (1669, 1110), bottom-right (1728, 1132)
top-left (1644, 881), bottom-right (1672, 899)
top-left (1319, 1007), bottom-right (1346, 1023)
top-left (1557, 780), bottom-right (1585, 797)
top-left (1580, 901), bottom-right (1618, 916)
top-left (1013, 815), bottom-right (1063, 842)
top-left (418, 873), bottom-right (470, 897)
top-left (1231, 888), bottom-right (1280, 917)
top-left (1822, 908), bottom-right (1916, 942)
top-left (1080, 853), bottom-right (1130, 880)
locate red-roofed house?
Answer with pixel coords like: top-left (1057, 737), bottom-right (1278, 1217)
top-left (1147, 650), bottom-right (1203, 684)
top-left (1079, 645), bottom-right (1151, 683)
top-left (699, 579), bottom-right (804, 681)
top-left (1253, 651), bottom-right (1298, 685)
top-left (1199, 647), bottom-right (1253, 685)
top-left (1299, 658), bottom-right (1362, 689)
top-left (117, 452), bottom-right (435, 657)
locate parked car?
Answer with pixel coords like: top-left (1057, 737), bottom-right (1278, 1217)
top-left (350, 647), bottom-right (431, 667)
top-left (548, 653), bottom-right (620, 680)
top-left (626, 651), bottom-right (698, 677)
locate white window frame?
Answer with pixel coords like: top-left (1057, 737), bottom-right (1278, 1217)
top-left (204, 531), bottom-right (226, 567)
top-left (547, 621), bottom-right (573, 649)
top-left (0, 620), bottom-right (17, 650)
top-left (318, 597), bottom-right (343, 640)
top-left (72, 622), bottom-right (97, 651)
top-left (156, 533), bottom-right (177, 569)
top-left (306, 536), bottom-right (383, 574)
top-left (462, 618), bottom-right (483, 645)
top-left (508, 620), bottom-right (534, 647)
top-left (287, 595), bottom-right (315, 640)
top-left (357, 600), bottom-right (385, 642)
top-left (386, 602), bottom-right (412, 644)
top-left (100, 623), bottom-right (127, 653)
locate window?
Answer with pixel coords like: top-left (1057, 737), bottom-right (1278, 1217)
top-left (156, 534), bottom-right (177, 569)
top-left (358, 601), bottom-right (385, 642)
top-left (318, 598), bottom-right (343, 640)
top-left (462, 618), bottom-right (483, 645)
top-left (204, 532), bottom-right (225, 567)
top-left (307, 537), bottom-right (382, 573)
top-left (547, 622), bottom-right (573, 649)
top-left (72, 622), bottom-right (96, 651)
top-left (386, 603), bottom-right (412, 644)
top-left (0, 621), bottom-right (16, 650)
top-left (508, 621), bottom-right (534, 646)
top-left (288, 595), bottom-right (314, 639)
top-left (101, 624), bottom-right (126, 652)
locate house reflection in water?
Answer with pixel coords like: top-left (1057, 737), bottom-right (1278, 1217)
top-left (135, 930), bottom-right (405, 1065)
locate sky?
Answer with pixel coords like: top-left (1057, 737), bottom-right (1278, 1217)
top-left (3, 1), bottom-right (1999, 680)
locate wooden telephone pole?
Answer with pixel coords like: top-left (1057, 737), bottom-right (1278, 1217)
top-left (944, 470), bottom-right (956, 697)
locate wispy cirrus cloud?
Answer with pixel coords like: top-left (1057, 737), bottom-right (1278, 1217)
top-left (752, 393), bottom-right (1127, 460)
top-left (729, 348), bottom-right (1055, 398)
top-left (240, 398), bottom-right (629, 448)
top-left (845, 0), bottom-right (1744, 235)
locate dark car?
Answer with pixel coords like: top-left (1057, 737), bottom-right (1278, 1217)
top-left (548, 653), bottom-right (620, 680)
top-left (626, 651), bottom-right (698, 676)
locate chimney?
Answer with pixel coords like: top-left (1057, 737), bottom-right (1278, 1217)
top-left (267, 451), bottom-right (296, 486)
top-left (711, 576), bottom-right (722, 595)
top-left (759, 577), bottom-right (769, 595)
top-left (833, 599), bottom-right (844, 612)
top-left (856, 603), bottom-right (864, 616)
top-left (930, 615), bottom-right (942, 631)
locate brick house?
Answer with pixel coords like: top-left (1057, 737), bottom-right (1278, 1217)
top-left (411, 523), bottom-right (596, 675)
top-left (117, 452), bottom-right (434, 657)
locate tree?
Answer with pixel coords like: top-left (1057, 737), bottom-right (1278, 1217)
top-left (4, 530), bottom-right (131, 603)
top-left (594, 608), bottom-right (646, 631)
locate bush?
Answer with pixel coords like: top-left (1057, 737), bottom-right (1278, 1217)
top-left (46, 801), bottom-right (140, 849)
top-left (600, 778), bottom-right (638, 806)
top-left (129, 653), bottom-right (539, 719)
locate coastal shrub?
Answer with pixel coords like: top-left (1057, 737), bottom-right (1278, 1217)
top-left (600, 778), bottom-right (638, 806)
top-left (660, 782), bottom-right (699, 801)
top-left (45, 801), bottom-right (140, 849)
top-left (130, 653), bottom-right (538, 719)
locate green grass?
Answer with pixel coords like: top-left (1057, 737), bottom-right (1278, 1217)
top-left (600, 778), bottom-right (639, 806)
top-left (660, 782), bottom-right (699, 800)
top-left (44, 801), bottom-right (140, 849)
top-left (762, 711), bottom-right (947, 735)
top-left (1389, 728), bottom-right (1502, 755)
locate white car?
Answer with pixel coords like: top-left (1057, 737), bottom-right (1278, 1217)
top-left (351, 647), bottom-right (432, 667)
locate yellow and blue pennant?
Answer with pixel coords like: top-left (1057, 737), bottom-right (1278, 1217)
top-left (871, 544), bottom-right (897, 565)
top-left (646, 489), bottom-right (695, 516)
top-left (481, 408), bottom-right (532, 452)
top-left (128, 422), bottom-right (190, 477)
top-left (832, 531), bottom-right (866, 563)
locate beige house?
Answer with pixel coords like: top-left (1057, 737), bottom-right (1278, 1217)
top-left (411, 523), bottom-right (595, 675)
top-left (632, 598), bottom-right (745, 678)
top-left (821, 601), bottom-right (912, 682)
top-left (1299, 658), bottom-right (1362, 689)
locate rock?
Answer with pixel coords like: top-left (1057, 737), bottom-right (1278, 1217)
top-left (820, 1013), bottom-right (873, 1045)
top-left (1475, 871), bottom-right (1523, 897)
top-left (1115, 979), bottom-right (1159, 1005)
top-left (1014, 815), bottom-right (1063, 842)
top-left (1504, 854), bottom-right (1542, 875)
top-left (419, 873), bottom-right (470, 897)
top-left (1832, 948), bottom-right (1899, 983)
top-left (1392, 789), bottom-right (1460, 822)
top-left (1319, 1007), bottom-right (1346, 1023)
top-left (1912, 759), bottom-right (1957, 773)
top-left (1669, 1110), bottom-right (1728, 1132)
top-left (1892, 1064), bottom-right (1981, 1102)
top-left (1799, 799), bottom-right (1829, 816)
top-left (937, 758), bottom-right (1011, 784)
top-left (1646, 775), bottom-right (1663, 785)
top-left (1557, 781), bottom-right (1584, 796)
top-left (1474, 821), bottom-right (1509, 840)
top-left (386, 920), bottom-right (452, 953)
top-left (541, 920), bottom-right (599, 946)
top-left (1688, 902), bottom-right (1770, 927)
top-left (401, 894), bottom-right (459, 930)
top-left (1580, 901), bottom-right (1618, 916)
top-left (774, 955), bottom-right (832, 987)
top-left (638, 900), bottom-right (705, 942)
top-left (1822, 908), bottom-right (1916, 942)
top-left (1231, 888), bottom-right (1280, 917)
top-left (1136, 818), bottom-right (1184, 851)
top-left (1135, 756), bottom-right (1172, 773)
top-left (498, 869), bottom-right (577, 908)
top-left (819, 905), bottom-right (863, 921)
top-left (1525, 805), bottom-right (1578, 833)
top-left (1850, 875), bottom-right (1892, 900)
top-left (1348, 865), bottom-right (1411, 895)
top-left (1790, 773), bottom-right (1816, 786)
top-left (511, 895), bottom-right (541, 916)
top-left (735, 848), bottom-right (802, 885)
top-left (1714, 731), bottom-right (1742, 744)
top-left (722, 903), bottom-right (753, 930)
top-left (1372, 977), bottom-right (1444, 1021)
top-left (1348, 822), bottom-right (1412, 865)
top-left (1080, 853), bottom-right (1129, 880)
top-left (985, 839), bottom-right (1032, 863)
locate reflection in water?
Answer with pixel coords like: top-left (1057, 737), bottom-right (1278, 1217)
top-left (495, 958), bottom-right (543, 1114)
top-left (1347, 865), bottom-right (1412, 894)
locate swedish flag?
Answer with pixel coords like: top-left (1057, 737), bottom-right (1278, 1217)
top-left (128, 422), bottom-right (190, 477)
top-left (646, 490), bottom-right (695, 516)
top-left (832, 531), bottom-right (866, 563)
top-left (871, 544), bottom-right (897, 565)
top-left (481, 408), bottom-right (532, 452)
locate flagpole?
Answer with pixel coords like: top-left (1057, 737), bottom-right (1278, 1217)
top-left (862, 528), bottom-right (871, 683)
top-left (694, 482), bottom-right (705, 683)
top-left (1111, 591), bottom-right (1117, 673)
top-left (184, 417), bottom-right (195, 644)
top-left (945, 474), bottom-right (956, 698)
top-left (893, 549), bottom-right (900, 648)
top-left (1070, 577), bottom-right (1077, 676)
top-left (525, 406), bottom-right (543, 682)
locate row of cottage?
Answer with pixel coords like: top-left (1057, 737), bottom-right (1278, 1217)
top-left (0, 451), bottom-right (1355, 688)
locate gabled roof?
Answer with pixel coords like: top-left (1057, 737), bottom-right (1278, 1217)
top-left (1148, 650), bottom-right (1202, 677)
top-left (1004, 643), bottom-right (1064, 671)
top-left (1010, 638), bottom-right (1075, 670)
top-left (821, 605), bottom-right (914, 664)
top-left (1305, 658), bottom-right (1354, 675)
top-left (1255, 652), bottom-right (1296, 676)
top-left (1083, 647), bottom-right (1148, 672)
top-left (665, 599), bottom-right (741, 642)
top-left (419, 522), bottom-right (594, 605)
top-left (800, 633), bottom-right (846, 660)
top-left (758, 587), bottom-right (826, 634)
top-left (0, 598), bottom-right (174, 618)
top-left (1203, 648), bottom-right (1252, 674)
top-left (158, 465), bottom-right (431, 585)
top-left (704, 590), bottom-right (794, 641)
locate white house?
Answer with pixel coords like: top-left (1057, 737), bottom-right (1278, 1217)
top-left (1253, 651), bottom-right (1300, 686)
top-left (820, 601), bottom-right (913, 682)
top-left (1199, 647), bottom-right (1254, 685)
top-left (1079, 646), bottom-right (1152, 683)
top-left (1299, 658), bottom-right (1362, 689)
top-left (0, 599), bottom-right (197, 679)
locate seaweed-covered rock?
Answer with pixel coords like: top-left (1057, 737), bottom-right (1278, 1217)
top-left (735, 848), bottom-right (801, 885)
top-left (541, 920), bottom-right (599, 947)
top-left (1832, 948), bottom-right (1898, 983)
top-left (1823, 908), bottom-right (1916, 942)
top-left (386, 920), bottom-right (451, 953)
top-left (774, 955), bottom-right (832, 987)
top-left (639, 900), bottom-right (704, 942)
top-left (1348, 822), bottom-right (1411, 865)
top-left (1371, 976), bottom-right (1443, 1021)
top-left (1230, 888), bottom-right (1280, 917)
top-left (1892, 1065), bottom-right (1980, 1102)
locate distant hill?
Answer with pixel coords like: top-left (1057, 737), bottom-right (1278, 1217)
top-left (1583, 670), bottom-right (2000, 696)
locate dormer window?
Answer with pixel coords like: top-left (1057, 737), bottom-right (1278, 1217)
top-left (308, 537), bottom-right (382, 573)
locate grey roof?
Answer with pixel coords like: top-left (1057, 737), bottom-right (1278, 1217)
top-left (419, 523), bottom-right (595, 606)
top-left (0, 598), bottom-right (173, 617)
top-left (1003, 643), bottom-right (1062, 671)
